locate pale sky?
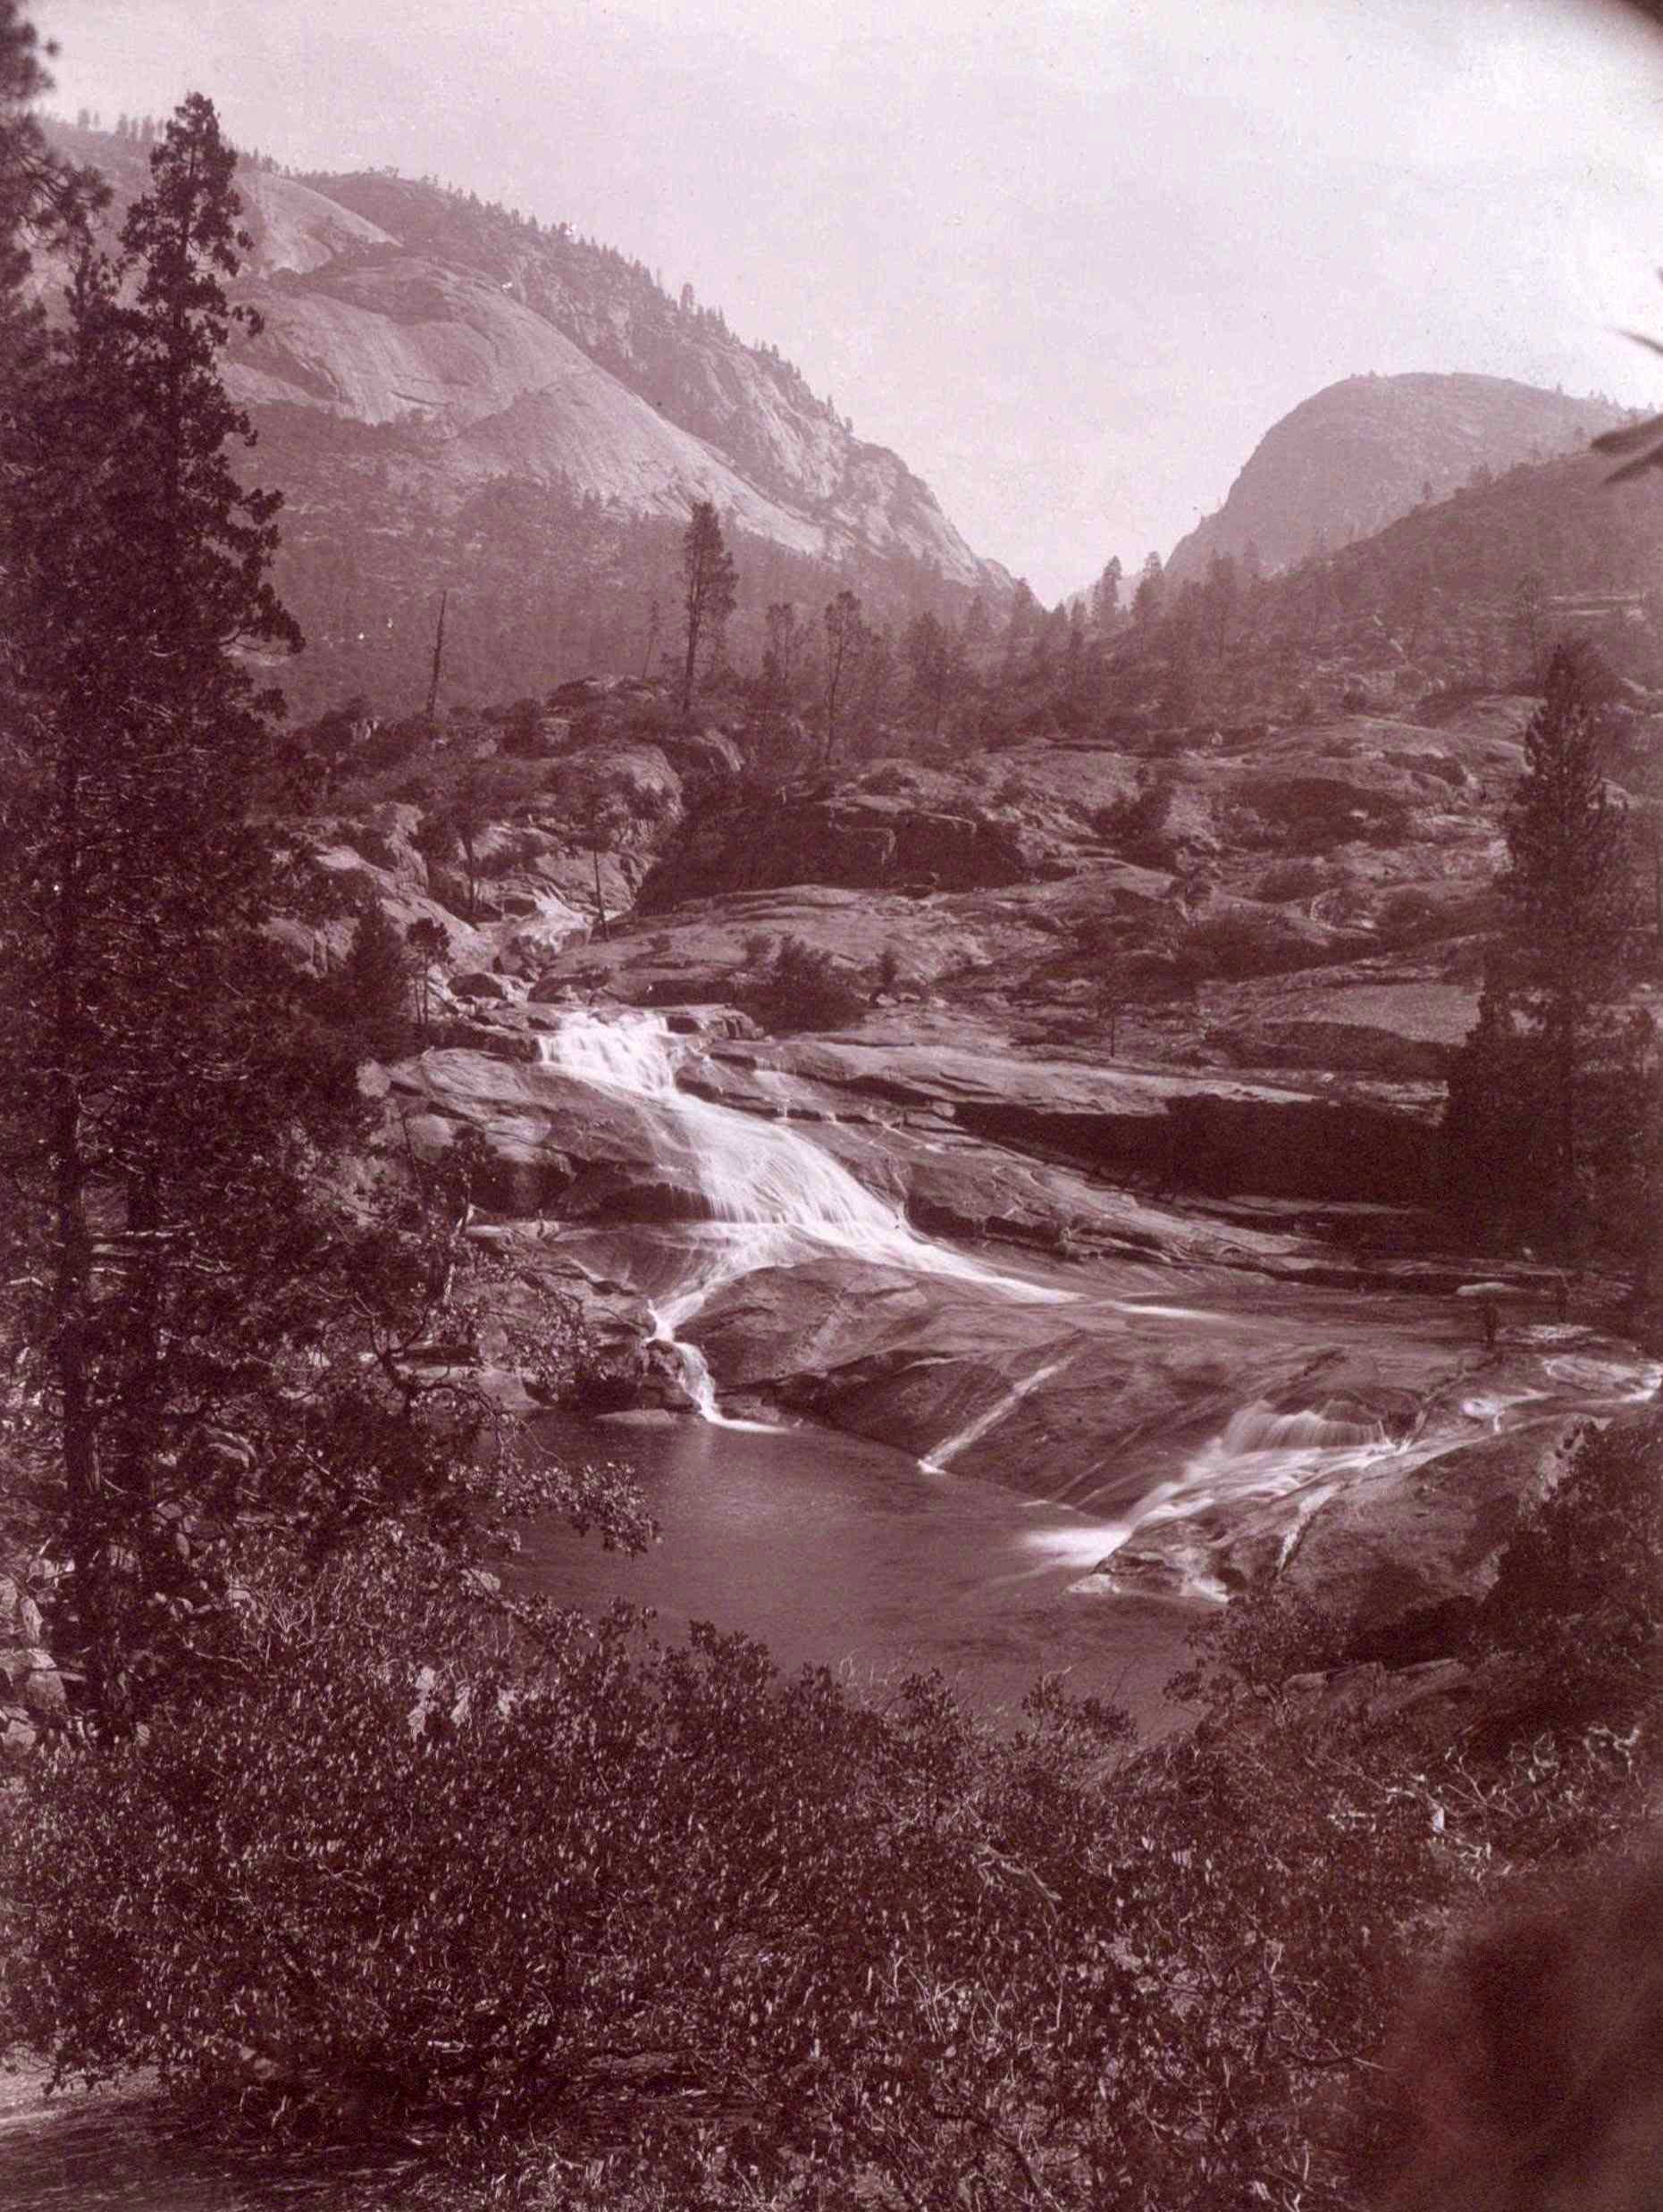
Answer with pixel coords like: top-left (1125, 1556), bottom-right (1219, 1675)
top-left (33, 0), bottom-right (1663, 599)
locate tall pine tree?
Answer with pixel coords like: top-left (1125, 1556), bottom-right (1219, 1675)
top-left (1441, 644), bottom-right (1648, 1256)
top-left (0, 95), bottom-right (635, 1720)
top-left (678, 499), bottom-right (736, 717)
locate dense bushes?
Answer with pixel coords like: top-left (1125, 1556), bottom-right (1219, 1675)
top-left (733, 934), bottom-right (870, 1033)
top-left (5, 1402), bottom-right (1659, 2207)
top-left (2, 1537), bottom-right (1458, 2208)
top-left (1475, 1408), bottom-right (1663, 1732)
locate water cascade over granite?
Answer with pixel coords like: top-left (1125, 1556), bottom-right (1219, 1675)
top-left (536, 1008), bottom-right (1067, 1417)
top-left (443, 1008), bottom-right (1663, 1688)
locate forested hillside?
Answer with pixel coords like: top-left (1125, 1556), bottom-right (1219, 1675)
top-left (35, 120), bottom-right (1004, 720)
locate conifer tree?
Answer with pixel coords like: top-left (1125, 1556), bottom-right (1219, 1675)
top-left (331, 900), bottom-right (415, 1063)
top-left (678, 499), bottom-right (736, 717)
top-left (821, 585), bottom-right (867, 765)
top-left (1441, 644), bottom-right (1646, 1254)
top-left (1499, 644), bottom-right (1637, 1242)
top-left (903, 607), bottom-right (959, 737)
top-left (0, 94), bottom-right (628, 1721)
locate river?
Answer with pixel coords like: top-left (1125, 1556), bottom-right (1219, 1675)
top-left (512, 1010), bottom-right (1659, 1739)
top-left (521, 1408), bottom-right (1197, 1731)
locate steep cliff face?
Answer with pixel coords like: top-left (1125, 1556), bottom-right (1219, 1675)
top-left (38, 126), bottom-right (995, 590)
top-left (1167, 373), bottom-right (1632, 582)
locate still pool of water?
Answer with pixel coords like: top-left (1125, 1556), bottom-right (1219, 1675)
top-left (519, 1410), bottom-right (1201, 1735)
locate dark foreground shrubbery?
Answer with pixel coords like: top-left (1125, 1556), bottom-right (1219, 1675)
top-left (3, 1537), bottom-right (1461, 2210)
top-left (4, 1413), bottom-right (1659, 2209)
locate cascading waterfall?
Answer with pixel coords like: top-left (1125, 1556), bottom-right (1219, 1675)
top-left (1055, 1397), bottom-right (1415, 1600)
top-left (537, 1009), bottom-right (1066, 1419)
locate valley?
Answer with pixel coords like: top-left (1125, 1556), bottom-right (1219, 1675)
top-left (6, 66), bottom-right (1663, 2210)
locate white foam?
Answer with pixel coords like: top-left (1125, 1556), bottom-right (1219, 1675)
top-left (538, 1010), bottom-right (1069, 1423)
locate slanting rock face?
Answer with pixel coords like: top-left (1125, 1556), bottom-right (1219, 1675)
top-left (1275, 1416), bottom-right (1585, 1653)
top-left (740, 1037), bottom-right (1440, 1205)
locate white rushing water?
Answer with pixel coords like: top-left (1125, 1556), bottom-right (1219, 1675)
top-left (1027, 1397), bottom-right (1416, 1600)
top-left (537, 1010), bottom-right (1066, 1414)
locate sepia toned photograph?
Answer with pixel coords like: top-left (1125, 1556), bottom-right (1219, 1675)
top-left (0, 1), bottom-right (1660, 2205)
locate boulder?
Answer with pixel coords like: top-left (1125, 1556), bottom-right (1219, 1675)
top-left (0, 1646), bottom-right (66, 1715)
top-left (1274, 1416), bottom-right (1585, 1655)
top-left (454, 969), bottom-right (517, 1001)
top-left (639, 793), bottom-right (1060, 906)
top-left (0, 1574), bottom-right (43, 1646)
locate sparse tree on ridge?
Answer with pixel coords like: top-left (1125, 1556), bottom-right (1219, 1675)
top-left (679, 498), bottom-right (737, 717)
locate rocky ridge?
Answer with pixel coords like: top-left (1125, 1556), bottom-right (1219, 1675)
top-left (271, 674), bottom-right (1662, 1677)
top-left (40, 126), bottom-right (996, 591)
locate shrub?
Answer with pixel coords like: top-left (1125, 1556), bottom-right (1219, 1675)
top-left (479, 829), bottom-right (545, 879)
top-left (0, 1543), bottom-right (1450, 2209)
top-left (352, 825), bottom-right (400, 872)
top-left (735, 935), bottom-right (868, 1034)
top-left (1182, 908), bottom-right (1314, 980)
top-left (358, 720), bottom-right (424, 775)
top-left (1094, 775), bottom-right (1176, 865)
top-left (1373, 886), bottom-right (1446, 946)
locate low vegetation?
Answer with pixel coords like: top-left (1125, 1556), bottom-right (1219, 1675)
top-left (4, 1418), bottom-right (1658, 2208)
top-left (733, 933), bottom-right (874, 1032)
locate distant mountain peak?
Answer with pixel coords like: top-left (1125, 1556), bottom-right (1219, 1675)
top-left (1166, 371), bottom-right (1634, 582)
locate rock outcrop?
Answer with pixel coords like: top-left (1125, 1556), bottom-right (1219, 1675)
top-left (38, 125), bottom-right (998, 592)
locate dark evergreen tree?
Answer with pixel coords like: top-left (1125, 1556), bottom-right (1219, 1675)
top-left (1441, 644), bottom-right (1647, 1255)
top-left (330, 900), bottom-right (415, 1063)
top-left (1499, 644), bottom-right (1637, 1244)
top-left (0, 94), bottom-right (626, 1722)
top-left (903, 607), bottom-right (959, 737)
top-left (1089, 555), bottom-right (1121, 634)
top-left (678, 499), bottom-right (736, 717)
top-left (820, 585), bottom-right (867, 765)
top-left (0, 3), bottom-right (103, 395)
top-left (1000, 577), bottom-right (1041, 678)
top-left (1132, 550), bottom-right (1165, 628)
